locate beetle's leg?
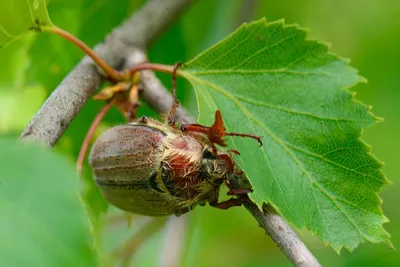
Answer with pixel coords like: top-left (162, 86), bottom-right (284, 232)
top-left (210, 198), bottom-right (248, 210)
top-left (224, 179), bottom-right (252, 196)
top-left (227, 149), bottom-right (240, 155)
top-left (217, 152), bottom-right (235, 173)
top-left (227, 188), bottom-right (252, 195)
top-left (225, 132), bottom-right (263, 146)
top-left (168, 62), bottom-right (184, 127)
top-left (181, 123), bottom-right (219, 153)
top-left (217, 149), bottom-right (245, 175)
top-left (235, 170), bottom-right (244, 175)
top-left (180, 123), bottom-right (210, 134)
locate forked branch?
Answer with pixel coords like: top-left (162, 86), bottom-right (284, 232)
top-left (20, 0), bottom-right (193, 147)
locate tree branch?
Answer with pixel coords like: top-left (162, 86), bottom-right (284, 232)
top-left (20, 0), bottom-right (321, 265)
top-left (246, 203), bottom-right (321, 267)
top-left (20, 0), bottom-right (193, 146)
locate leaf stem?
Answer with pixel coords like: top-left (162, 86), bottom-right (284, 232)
top-left (44, 26), bottom-right (124, 81)
top-left (129, 62), bottom-right (176, 76)
top-left (41, 26), bottom-right (178, 81)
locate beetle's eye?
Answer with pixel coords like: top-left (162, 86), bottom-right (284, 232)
top-left (202, 148), bottom-right (216, 159)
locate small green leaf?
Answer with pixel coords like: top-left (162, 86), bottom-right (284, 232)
top-left (180, 18), bottom-right (390, 252)
top-left (0, 139), bottom-right (99, 266)
top-left (0, 0), bottom-right (53, 48)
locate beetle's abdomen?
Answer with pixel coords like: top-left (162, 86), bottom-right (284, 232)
top-left (89, 124), bottom-right (173, 215)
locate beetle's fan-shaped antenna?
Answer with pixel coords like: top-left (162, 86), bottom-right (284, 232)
top-left (208, 110), bottom-right (228, 147)
top-left (181, 110), bottom-right (263, 148)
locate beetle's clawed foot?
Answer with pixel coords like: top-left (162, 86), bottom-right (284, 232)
top-left (228, 149), bottom-right (240, 156)
top-left (257, 137), bottom-right (263, 147)
top-left (210, 197), bottom-right (250, 210)
top-left (225, 132), bottom-right (263, 147)
top-left (227, 188), bottom-right (252, 196)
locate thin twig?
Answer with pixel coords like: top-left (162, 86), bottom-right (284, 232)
top-left (129, 62), bottom-right (175, 76)
top-left (45, 26), bottom-right (124, 81)
top-left (122, 49), bottom-right (194, 123)
top-left (20, 0), bottom-right (193, 147)
top-left (76, 99), bottom-right (114, 173)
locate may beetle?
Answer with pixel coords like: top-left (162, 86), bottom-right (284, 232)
top-left (89, 65), bottom-right (262, 216)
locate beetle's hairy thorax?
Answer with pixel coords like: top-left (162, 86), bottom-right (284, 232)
top-left (159, 132), bottom-right (220, 211)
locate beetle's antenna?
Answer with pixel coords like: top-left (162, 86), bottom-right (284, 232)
top-left (168, 62), bottom-right (184, 125)
top-left (181, 110), bottom-right (263, 147)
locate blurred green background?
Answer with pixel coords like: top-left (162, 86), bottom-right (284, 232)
top-left (1, 0), bottom-right (399, 266)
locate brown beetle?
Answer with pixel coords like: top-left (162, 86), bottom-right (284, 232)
top-left (89, 65), bottom-right (261, 216)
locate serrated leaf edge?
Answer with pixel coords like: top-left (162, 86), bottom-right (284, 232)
top-left (181, 18), bottom-right (391, 253)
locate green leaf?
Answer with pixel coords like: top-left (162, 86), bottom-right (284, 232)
top-left (0, 139), bottom-right (99, 266)
top-left (180, 19), bottom-right (390, 252)
top-left (26, 0), bottom-right (142, 91)
top-left (0, 0), bottom-right (53, 48)
top-left (0, 36), bottom-right (35, 91)
top-left (0, 85), bottom-right (46, 132)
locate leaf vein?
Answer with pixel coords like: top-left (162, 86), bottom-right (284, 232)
top-left (312, 183), bottom-right (365, 241)
top-left (284, 45), bottom-right (323, 69)
top-left (336, 197), bottom-right (380, 218)
top-left (231, 32), bottom-right (302, 70)
top-left (286, 143), bottom-right (382, 183)
top-left (187, 68), bottom-right (337, 78)
top-left (233, 94), bottom-right (365, 123)
top-left (201, 25), bottom-right (259, 69)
